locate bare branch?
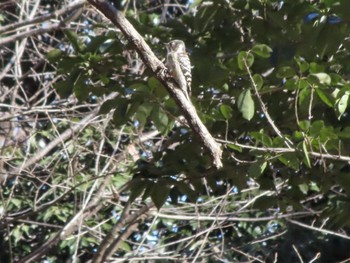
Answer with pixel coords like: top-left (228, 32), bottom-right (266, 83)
top-left (217, 138), bottom-right (350, 162)
top-left (92, 202), bottom-right (154, 263)
top-left (0, 0), bottom-right (84, 35)
top-left (2, 92), bottom-right (118, 183)
top-left (150, 210), bottom-right (315, 222)
top-left (287, 218), bottom-right (350, 240)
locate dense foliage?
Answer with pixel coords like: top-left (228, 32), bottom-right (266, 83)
top-left (2, 0), bottom-right (350, 262)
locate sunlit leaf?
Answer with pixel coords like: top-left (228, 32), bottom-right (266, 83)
top-left (219, 104), bottom-right (233, 119)
top-left (337, 91), bottom-right (349, 118)
top-left (299, 183), bottom-right (309, 194)
top-left (298, 120), bottom-right (310, 131)
top-left (252, 44), bottom-right (272, 58)
top-left (302, 141), bottom-right (311, 168)
top-left (312, 73), bottom-right (331, 85)
top-left (237, 51), bottom-right (254, 70)
top-left (253, 74), bottom-right (263, 90)
top-left (227, 144), bottom-right (242, 152)
top-left (237, 89), bottom-right (255, 121)
top-left (315, 88), bottom-right (334, 107)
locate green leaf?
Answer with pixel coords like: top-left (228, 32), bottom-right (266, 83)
top-left (330, 73), bottom-right (343, 85)
top-left (10, 198), bottom-right (22, 208)
top-left (227, 144), bottom-right (242, 152)
top-left (85, 35), bottom-right (109, 53)
top-left (142, 182), bottom-right (155, 201)
top-left (54, 79), bottom-right (73, 99)
top-left (151, 183), bottom-right (170, 210)
top-left (338, 127), bottom-right (350, 139)
top-left (148, 77), bottom-right (161, 90)
top-left (136, 102), bottom-right (153, 126)
top-left (237, 51), bottom-right (254, 70)
top-left (294, 131), bottom-right (304, 140)
top-left (322, 0), bottom-right (339, 6)
top-left (73, 74), bottom-right (89, 101)
top-left (298, 79), bottom-right (310, 89)
top-left (309, 62), bottom-right (325, 73)
top-left (177, 182), bottom-right (197, 202)
top-left (12, 227), bottom-right (22, 245)
top-left (294, 56), bottom-right (309, 73)
top-left (99, 99), bottom-right (117, 114)
top-left (219, 104), bottom-right (233, 119)
top-left (276, 66), bottom-right (296, 78)
top-left (148, 77), bottom-right (167, 98)
top-left (113, 99), bottom-right (130, 126)
top-left (151, 106), bottom-right (169, 134)
top-left (118, 241), bottom-right (132, 252)
top-left (248, 161), bottom-right (267, 178)
top-left (57, 57), bottom-right (83, 74)
top-left (284, 77), bottom-right (299, 90)
top-left (310, 120), bottom-right (324, 137)
top-left (278, 153), bottom-right (300, 170)
top-left (130, 82), bottom-right (149, 96)
top-left (47, 49), bottom-right (63, 63)
top-left (319, 126), bottom-right (337, 141)
top-left (337, 91), bottom-right (349, 118)
top-left (298, 86), bottom-right (311, 110)
top-left (237, 89), bottom-right (255, 121)
top-left (310, 181), bottom-right (320, 192)
top-left (64, 30), bottom-right (83, 52)
top-left (252, 44), bottom-right (272, 58)
top-left (302, 141), bottom-right (311, 168)
top-left (253, 196), bottom-right (276, 210)
top-left (250, 132), bottom-right (273, 147)
top-left (298, 120), bottom-right (310, 131)
top-left (129, 179), bottom-right (147, 203)
top-left (253, 74), bottom-right (263, 90)
top-left (315, 88), bottom-right (334, 107)
top-left (299, 183), bottom-right (309, 195)
top-left (194, 4), bottom-right (218, 33)
top-left (222, 83), bottom-right (229, 92)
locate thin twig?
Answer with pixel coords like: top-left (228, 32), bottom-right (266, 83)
top-left (244, 58), bottom-right (294, 149)
top-left (0, 0), bottom-right (84, 35)
top-left (287, 218), bottom-right (350, 240)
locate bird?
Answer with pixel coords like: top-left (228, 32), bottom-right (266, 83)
top-left (165, 40), bottom-right (192, 101)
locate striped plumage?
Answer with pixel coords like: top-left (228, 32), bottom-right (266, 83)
top-left (165, 40), bottom-right (192, 100)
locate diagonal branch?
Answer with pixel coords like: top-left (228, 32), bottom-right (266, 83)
top-left (244, 59), bottom-right (293, 149)
top-left (92, 202), bottom-right (154, 263)
top-left (87, 0), bottom-right (223, 168)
